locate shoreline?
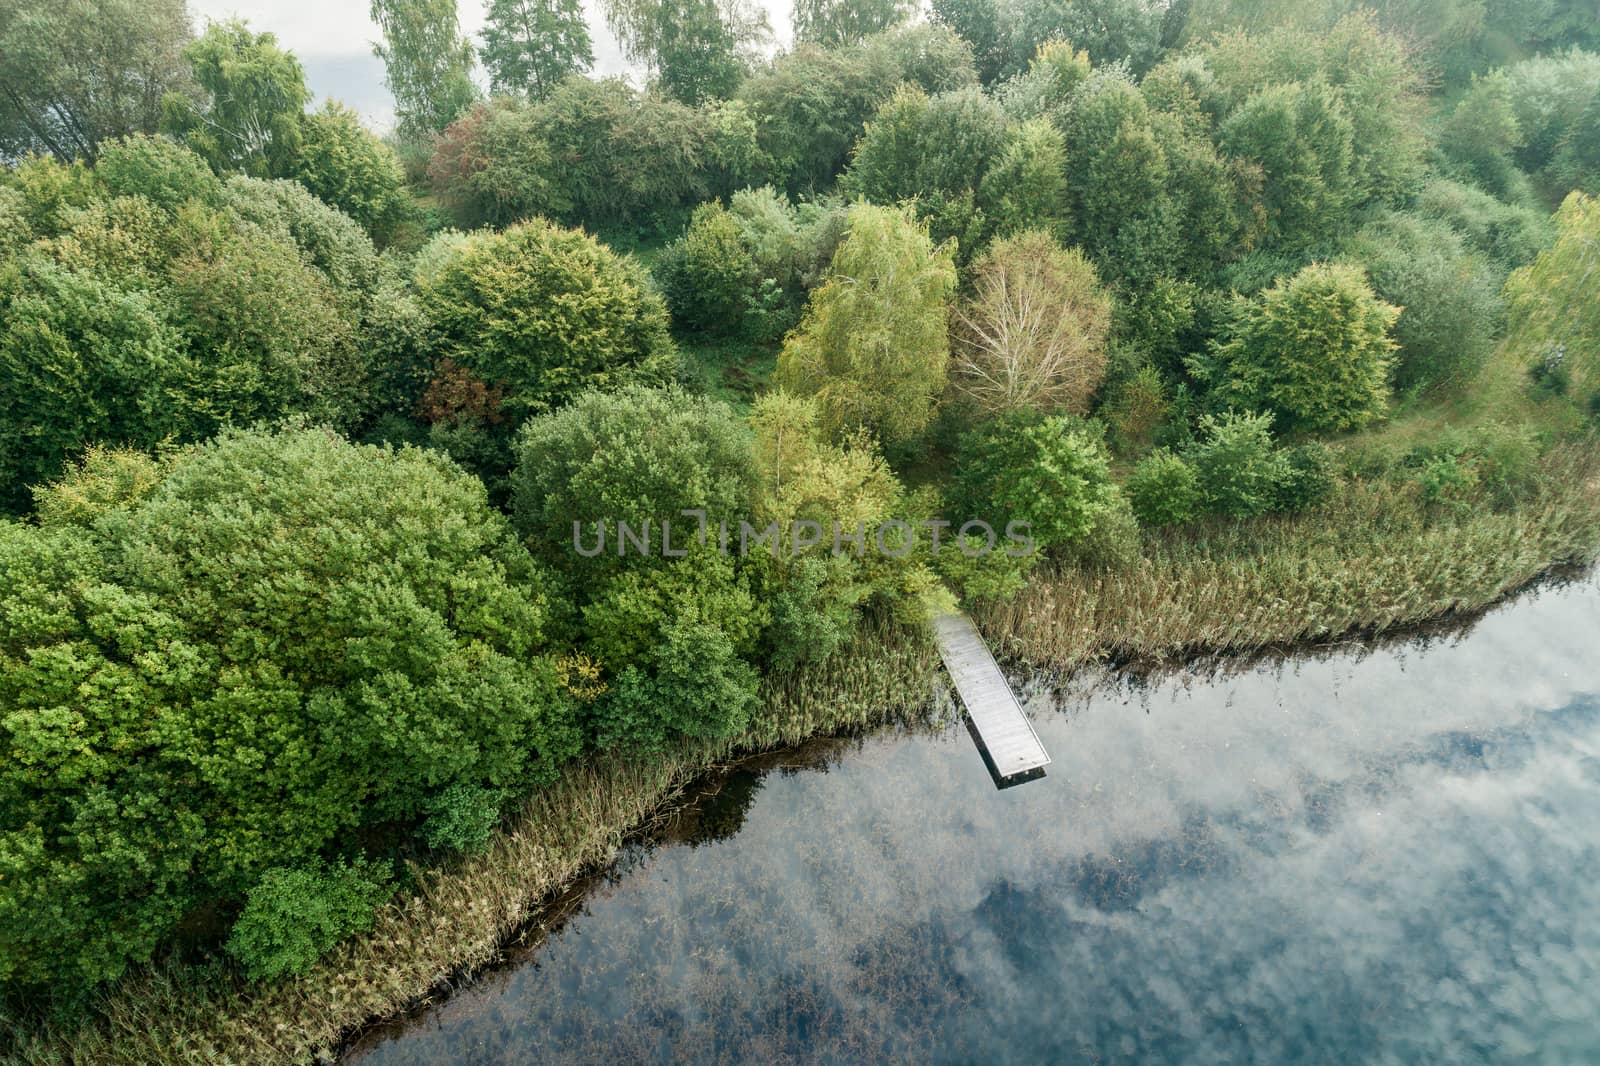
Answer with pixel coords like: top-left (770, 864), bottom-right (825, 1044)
top-left (8, 461), bottom-right (1600, 1066)
top-left (338, 559), bottom-right (1600, 1063)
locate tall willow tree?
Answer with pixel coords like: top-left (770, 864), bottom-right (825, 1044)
top-left (777, 202), bottom-right (958, 444)
top-left (480, 0), bottom-right (593, 99)
top-left (162, 20), bottom-right (310, 177)
top-left (792, 0), bottom-right (912, 46)
top-left (601, 0), bottom-right (769, 104)
top-left (371, 0), bottom-right (478, 141)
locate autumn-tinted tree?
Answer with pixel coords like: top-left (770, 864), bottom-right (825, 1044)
top-left (0, 0), bottom-right (195, 162)
top-left (950, 232), bottom-right (1113, 416)
top-left (480, 0), bottom-right (594, 99)
top-left (777, 202), bottom-right (958, 444)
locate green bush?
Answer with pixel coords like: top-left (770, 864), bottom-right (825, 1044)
top-left (416, 218), bottom-right (678, 422)
top-left (1185, 411), bottom-right (1286, 519)
top-left (226, 859), bottom-right (393, 982)
top-left (955, 411), bottom-right (1119, 553)
top-left (1273, 442), bottom-right (1337, 512)
top-left (1414, 178), bottom-right (1555, 269)
top-left (94, 134), bottom-right (222, 212)
top-left (0, 428), bottom-right (577, 1000)
top-left (1346, 212), bottom-right (1505, 392)
top-left (510, 386), bottom-right (758, 583)
top-left (1415, 453), bottom-right (1479, 513)
top-left (420, 784), bottom-right (506, 854)
top-left (656, 202), bottom-right (757, 335)
top-left (1193, 262), bottom-right (1399, 434)
top-left (1127, 449), bottom-right (1202, 527)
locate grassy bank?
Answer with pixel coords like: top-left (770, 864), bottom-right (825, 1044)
top-left (8, 446), bottom-right (1600, 1066)
top-left (981, 443), bottom-right (1600, 665)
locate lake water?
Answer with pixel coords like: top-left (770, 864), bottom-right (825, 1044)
top-left (349, 575), bottom-right (1600, 1064)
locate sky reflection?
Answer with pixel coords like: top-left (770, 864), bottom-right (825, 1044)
top-left (351, 576), bottom-right (1600, 1064)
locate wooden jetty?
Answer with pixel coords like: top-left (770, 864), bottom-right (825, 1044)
top-left (932, 613), bottom-right (1050, 786)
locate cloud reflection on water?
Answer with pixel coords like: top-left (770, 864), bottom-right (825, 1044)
top-left (350, 577), bottom-right (1600, 1064)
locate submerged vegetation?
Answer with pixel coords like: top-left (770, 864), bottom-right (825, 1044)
top-left (3, 0), bottom-right (1600, 1059)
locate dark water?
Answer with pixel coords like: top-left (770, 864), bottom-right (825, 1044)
top-left (349, 577), bottom-right (1600, 1065)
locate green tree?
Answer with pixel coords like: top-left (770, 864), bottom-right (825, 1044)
top-left (602, 0), bottom-right (768, 105)
top-left (777, 202), bottom-right (958, 444)
top-left (0, 428), bottom-right (575, 999)
top-left (843, 84), bottom-right (1009, 209)
top-left (1219, 80), bottom-right (1356, 253)
top-left (0, 257), bottom-right (186, 510)
top-left (0, 0), bottom-right (195, 162)
top-left (414, 218), bottom-right (678, 422)
top-left (950, 232), bottom-right (1112, 416)
top-left (1504, 192), bottom-right (1600, 397)
top-left (1194, 262), bottom-right (1399, 434)
top-left (94, 133), bottom-right (223, 212)
top-left (1060, 72), bottom-right (1180, 285)
top-left (955, 411), bottom-right (1119, 551)
top-left (1126, 449), bottom-right (1202, 526)
top-left (226, 859), bottom-right (393, 982)
top-left (288, 101), bottom-right (412, 244)
top-left (1184, 410), bottom-right (1285, 518)
top-left (371, 0), bottom-right (479, 142)
top-left (480, 0), bottom-right (594, 99)
top-left (931, 0), bottom-right (1006, 83)
top-left (162, 19), bottom-right (311, 177)
top-left (793, 0), bottom-right (912, 46)
top-left (655, 201), bottom-right (757, 334)
top-left (1347, 212), bottom-right (1506, 392)
top-left (978, 118), bottom-right (1069, 239)
top-left (510, 387), bottom-right (766, 751)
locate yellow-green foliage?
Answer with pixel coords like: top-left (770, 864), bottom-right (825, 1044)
top-left (1505, 192), bottom-right (1600, 397)
top-left (1195, 262), bottom-right (1399, 434)
top-left (777, 202), bottom-right (957, 444)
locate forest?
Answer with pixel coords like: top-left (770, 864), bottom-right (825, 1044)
top-left (2, 0), bottom-right (1599, 1058)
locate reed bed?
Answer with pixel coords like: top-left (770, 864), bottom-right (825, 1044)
top-left (981, 445), bottom-right (1600, 666)
top-left (8, 449), bottom-right (1598, 1066)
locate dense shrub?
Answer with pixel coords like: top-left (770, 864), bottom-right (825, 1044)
top-left (656, 201), bottom-right (757, 334)
top-left (415, 219), bottom-right (678, 422)
top-left (1194, 262), bottom-right (1399, 434)
top-left (747, 390), bottom-right (936, 661)
top-left (1185, 410), bottom-right (1285, 519)
top-left (1346, 212), bottom-right (1505, 392)
top-left (510, 385), bottom-right (758, 580)
top-left (288, 101), bottom-right (413, 245)
top-left (510, 387), bottom-right (767, 751)
top-left (1413, 178), bottom-right (1555, 268)
top-left (1272, 441), bottom-right (1337, 512)
top-left (955, 411), bottom-right (1119, 552)
top-left (94, 134), bottom-right (222, 211)
top-left (1504, 192), bottom-right (1600, 397)
top-left (0, 428), bottom-right (576, 1000)
top-left (1127, 449), bottom-right (1202, 526)
top-left (778, 202), bottom-right (957, 444)
top-left (226, 859), bottom-right (393, 982)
